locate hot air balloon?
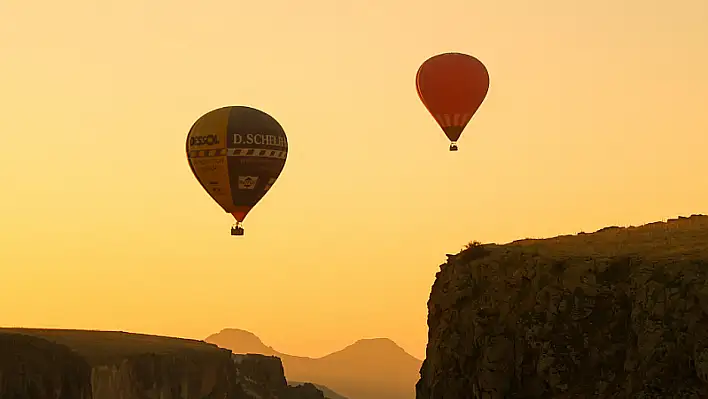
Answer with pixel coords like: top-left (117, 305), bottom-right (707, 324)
top-left (186, 106), bottom-right (288, 236)
top-left (416, 52), bottom-right (490, 151)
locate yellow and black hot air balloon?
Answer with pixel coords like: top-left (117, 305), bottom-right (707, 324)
top-left (186, 106), bottom-right (288, 236)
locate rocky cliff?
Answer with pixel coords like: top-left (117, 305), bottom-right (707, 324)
top-left (416, 214), bottom-right (708, 398)
top-left (0, 332), bottom-right (92, 399)
top-left (0, 328), bottom-right (325, 399)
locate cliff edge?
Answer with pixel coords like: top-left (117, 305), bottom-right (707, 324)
top-left (0, 328), bottom-right (325, 399)
top-left (416, 214), bottom-right (708, 398)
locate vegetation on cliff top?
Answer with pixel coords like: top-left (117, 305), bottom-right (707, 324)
top-left (458, 214), bottom-right (708, 260)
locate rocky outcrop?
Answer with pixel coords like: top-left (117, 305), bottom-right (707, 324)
top-left (0, 328), bottom-right (325, 399)
top-left (417, 214), bottom-right (708, 398)
top-left (232, 353), bottom-right (325, 399)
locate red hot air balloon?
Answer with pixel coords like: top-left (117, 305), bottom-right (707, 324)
top-left (416, 52), bottom-right (490, 151)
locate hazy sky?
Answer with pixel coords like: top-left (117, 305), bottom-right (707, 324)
top-left (1, 0), bottom-right (706, 359)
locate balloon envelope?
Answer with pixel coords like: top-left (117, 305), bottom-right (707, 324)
top-left (186, 106), bottom-right (288, 223)
top-left (416, 52), bottom-right (490, 145)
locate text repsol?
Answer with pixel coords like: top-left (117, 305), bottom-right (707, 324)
top-left (190, 134), bottom-right (220, 146)
top-left (233, 133), bottom-right (287, 148)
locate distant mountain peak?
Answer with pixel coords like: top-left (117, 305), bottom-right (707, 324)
top-left (214, 328), bottom-right (260, 337)
top-left (353, 337), bottom-right (397, 345)
top-left (348, 337), bottom-right (407, 352)
top-left (208, 328), bottom-right (263, 342)
top-left (320, 336), bottom-right (421, 366)
top-left (205, 328), bottom-right (277, 355)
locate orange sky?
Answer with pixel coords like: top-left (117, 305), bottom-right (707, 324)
top-left (1, 0), bottom-right (706, 359)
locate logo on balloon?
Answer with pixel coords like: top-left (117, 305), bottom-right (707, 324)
top-left (233, 133), bottom-right (287, 148)
top-left (238, 176), bottom-right (259, 190)
top-left (190, 134), bottom-right (220, 147)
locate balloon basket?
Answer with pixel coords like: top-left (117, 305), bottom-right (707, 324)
top-left (231, 222), bottom-right (244, 236)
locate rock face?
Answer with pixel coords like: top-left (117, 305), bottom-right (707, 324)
top-left (0, 332), bottom-right (92, 399)
top-left (88, 351), bottom-right (240, 399)
top-left (416, 214), bottom-right (708, 398)
top-left (0, 328), bottom-right (325, 399)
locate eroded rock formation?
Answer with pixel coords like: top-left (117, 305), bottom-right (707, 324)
top-left (417, 214), bottom-right (708, 398)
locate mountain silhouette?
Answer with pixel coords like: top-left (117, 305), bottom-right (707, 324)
top-left (205, 329), bottom-right (421, 399)
top-left (205, 329), bottom-right (278, 355)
